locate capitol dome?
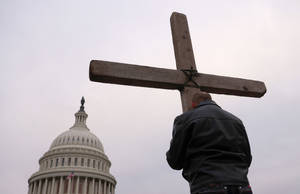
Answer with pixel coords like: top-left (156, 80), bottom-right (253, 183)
top-left (28, 97), bottom-right (116, 194)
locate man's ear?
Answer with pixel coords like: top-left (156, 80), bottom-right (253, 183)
top-left (192, 102), bottom-right (197, 108)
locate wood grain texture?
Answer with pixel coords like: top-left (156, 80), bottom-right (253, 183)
top-left (171, 12), bottom-right (199, 111)
top-left (170, 12), bottom-right (197, 71)
top-left (90, 60), bottom-right (266, 97)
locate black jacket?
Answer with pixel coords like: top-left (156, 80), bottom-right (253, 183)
top-left (166, 100), bottom-right (252, 193)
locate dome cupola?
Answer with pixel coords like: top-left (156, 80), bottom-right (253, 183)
top-left (49, 97), bottom-right (104, 152)
top-left (72, 97), bottom-right (88, 129)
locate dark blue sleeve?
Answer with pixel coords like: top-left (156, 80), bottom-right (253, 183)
top-left (241, 123), bottom-right (252, 166)
top-left (166, 115), bottom-right (193, 170)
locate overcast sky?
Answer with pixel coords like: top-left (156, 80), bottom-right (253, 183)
top-left (1, 0), bottom-right (300, 194)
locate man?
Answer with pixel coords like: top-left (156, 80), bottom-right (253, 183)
top-left (166, 92), bottom-right (253, 194)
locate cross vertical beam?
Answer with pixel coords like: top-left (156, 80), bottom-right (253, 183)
top-left (171, 12), bottom-right (197, 70)
top-left (171, 12), bottom-right (200, 112)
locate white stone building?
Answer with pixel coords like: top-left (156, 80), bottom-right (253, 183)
top-left (28, 98), bottom-right (117, 194)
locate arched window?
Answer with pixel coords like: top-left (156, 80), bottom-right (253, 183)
top-left (87, 159), bottom-right (90, 167)
top-left (81, 158), bottom-right (84, 166)
top-left (62, 158), bottom-right (65, 166)
top-left (56, 158), bottom-right (59, 167)
top-left (93, 160), bottom-right (95, 168)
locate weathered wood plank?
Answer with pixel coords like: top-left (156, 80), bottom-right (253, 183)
top-left (196, 73), bottom-right (267, 97)
top-left (90, 60), bottom-right (184, 89)
top-left (171, 12), bottom-right (197, 71)
top-left (171, 12), bottom-right (199, 111)
top-left (89, 60), bottom-right (266, 97)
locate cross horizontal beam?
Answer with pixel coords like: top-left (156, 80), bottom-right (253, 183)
top-left (90, 60), bottom-right (266, 97)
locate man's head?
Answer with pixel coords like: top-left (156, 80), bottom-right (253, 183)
top-left (192, 92), bottom-right (212, 108)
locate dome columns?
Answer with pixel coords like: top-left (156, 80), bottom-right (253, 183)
top-left (50, 177), bottom-right (55, 194)
top-left (28, 175), bottom-right (116, 194)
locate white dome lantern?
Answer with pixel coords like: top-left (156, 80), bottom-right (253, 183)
top-left (28, 97), bottom-right (116, 194)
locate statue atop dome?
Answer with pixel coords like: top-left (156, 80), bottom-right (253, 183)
top-left (80, 96), bottom-right (85, 111)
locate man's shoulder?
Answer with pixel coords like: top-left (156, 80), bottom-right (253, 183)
top-left (174, 110), bottom-right (193, 124)
top-left (177, 100), bottom-right (243, 125)
top-left (174, 101), bottom-right (218, 124)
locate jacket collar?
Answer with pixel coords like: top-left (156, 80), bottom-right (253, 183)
top-left (194, 100), bottom-right (221, 109)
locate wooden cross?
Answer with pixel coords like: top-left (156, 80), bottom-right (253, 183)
top-left (89, 12), bottom-right (266, 112)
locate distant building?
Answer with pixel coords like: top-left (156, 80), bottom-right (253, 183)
top-left (28, 98), bottom-right (116, 194)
